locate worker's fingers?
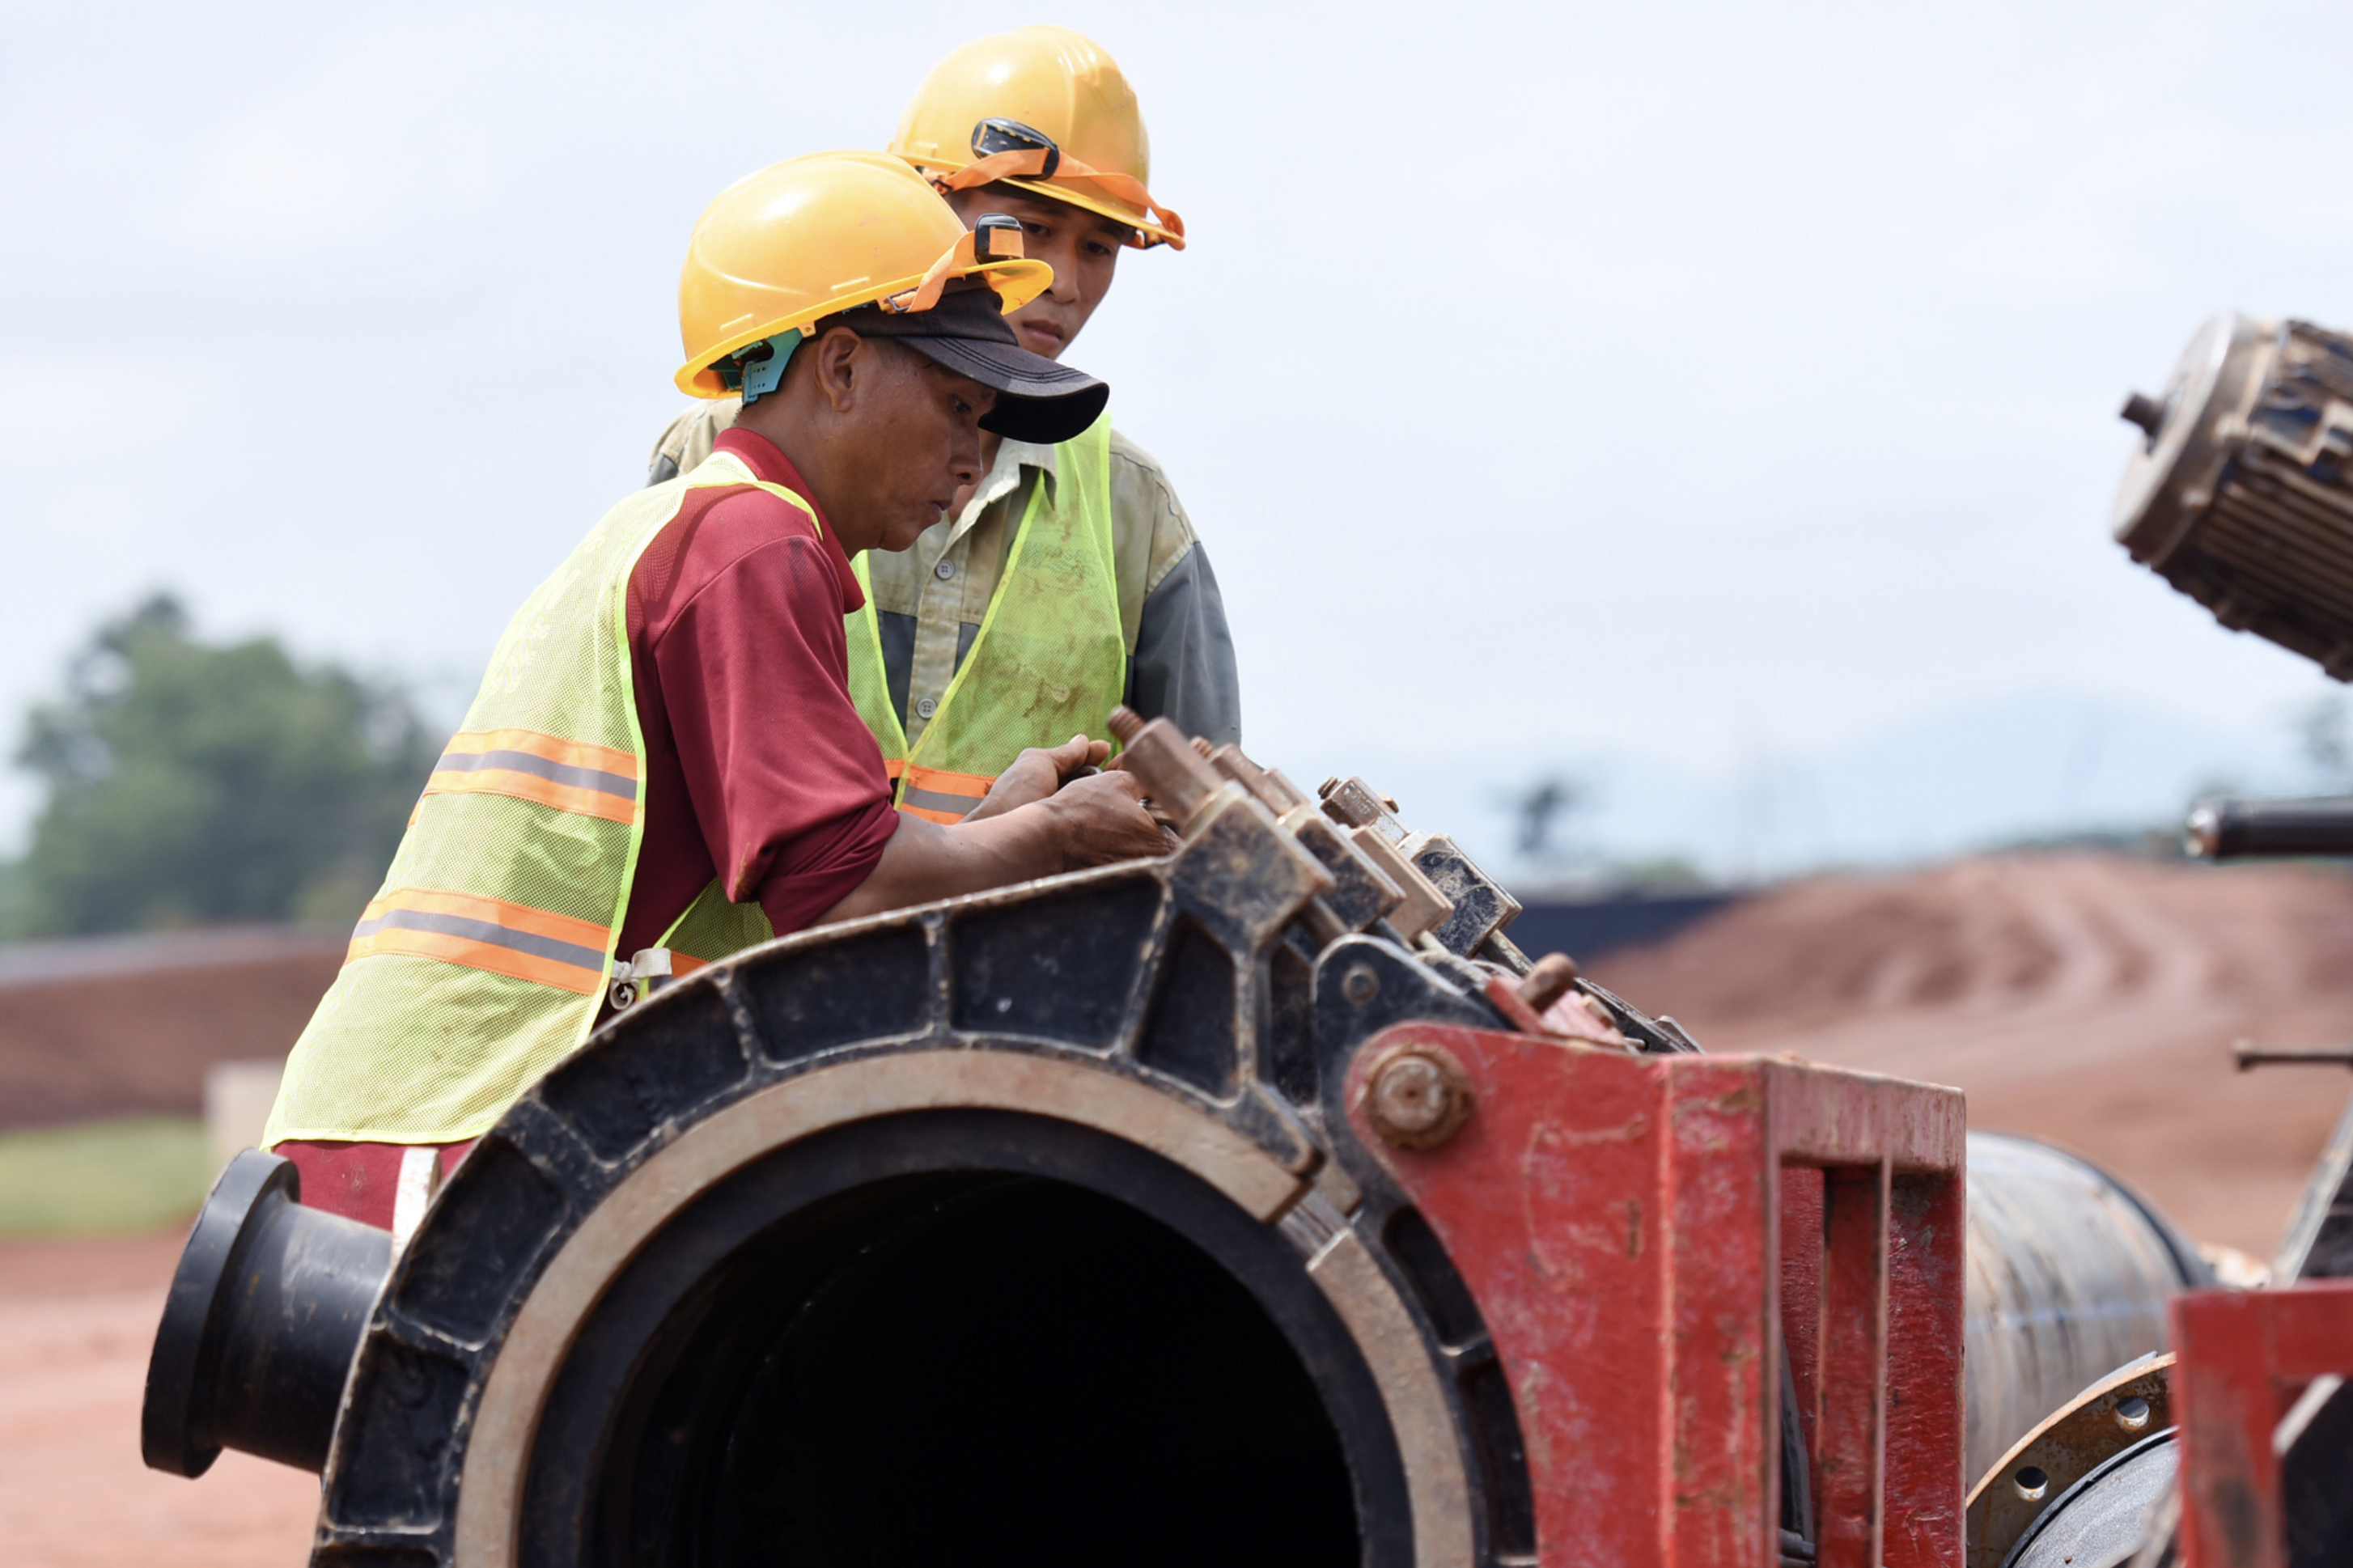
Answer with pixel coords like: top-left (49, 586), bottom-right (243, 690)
top-left (965, 743), bottom-right (1071, 822)
top-left (1062, 766), bottom-right (1146, 803)
top-left (1041, 734), bottom-right (1112, 780)
top-left (1049, 769), bottom-right (1176, 864)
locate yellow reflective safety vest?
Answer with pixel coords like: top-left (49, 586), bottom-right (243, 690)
top-left (844, 413), bottom-right (1126, 824)
top-left (265, 450), bottom-right (803, 1146)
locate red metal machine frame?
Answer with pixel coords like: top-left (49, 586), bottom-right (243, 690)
top-left (2172, 1279), bottom-right (2353, 1568)
top-left (1346, 1024), bottom-right (1967, 1568)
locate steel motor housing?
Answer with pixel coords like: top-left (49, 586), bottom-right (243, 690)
top-left (2113, 312), bottom-right (2353, 678)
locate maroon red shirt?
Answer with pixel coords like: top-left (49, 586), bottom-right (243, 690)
top-left (616, 426), bottom-right (900, 954)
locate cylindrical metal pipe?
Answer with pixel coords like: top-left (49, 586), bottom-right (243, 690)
top-left (2186, 797), bottom-right (2353, 859)
top-left (1963, 1133), bottom-right (2208, 1484)
top-left (142, 1149), bottom-right (393, 1477)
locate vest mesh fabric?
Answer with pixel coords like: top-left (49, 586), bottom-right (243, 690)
top-left (661, 877), bottom-right (777, 964)
top-left (266, 451), bottom-right (803, 1146)
top-left (846, 413), bottom-right (1125, 823)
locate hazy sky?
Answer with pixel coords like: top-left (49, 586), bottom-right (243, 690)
top-left (6, 0), bottom-right (2351, 851)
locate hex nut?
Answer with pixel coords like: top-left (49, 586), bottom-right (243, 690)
top-left (1364, 1046), bottom-right (1473, 1151)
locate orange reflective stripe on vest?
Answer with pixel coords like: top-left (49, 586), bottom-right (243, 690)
top-left (898, 763), bottom-right (994, 824)
top-left (347, 887), bottom-right (613, 996)
top-left (423, 727), bottom-right (639, 824)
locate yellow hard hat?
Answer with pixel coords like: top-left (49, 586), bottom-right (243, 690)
top-left (888, 26), bottom-right (1185, 252)
top-left (675, 149), bottom-right (1054, 398)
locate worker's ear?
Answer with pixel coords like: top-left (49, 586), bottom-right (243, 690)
top-left (808, 326), bottom-right (868, 416)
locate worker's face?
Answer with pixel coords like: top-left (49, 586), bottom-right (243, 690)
top-left (945, 184), bottom-right (1126, 361)
top-left (833, 337), bottom-right (993, 553)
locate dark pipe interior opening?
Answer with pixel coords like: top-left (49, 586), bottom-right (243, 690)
top-left (523, 1114), bottom-right (1389, 1568)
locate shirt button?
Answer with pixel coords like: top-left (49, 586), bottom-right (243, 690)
top-left (935, 559), bottom-right (955, 580)
top-left (915, 697), bottom-right (938, 718)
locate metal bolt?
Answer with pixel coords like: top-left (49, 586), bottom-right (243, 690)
top-left (2114, 1395), bottom-right (2151, 1433)
top-left (2120, 390), bottom-right (2167, 439)
top-left (1518, 951), bottom-right (1580, 1013)
top-left (1364, 1047), bottom-right (1472, 1151)
top-left (1342, 964), bottom-right (1380, 1004)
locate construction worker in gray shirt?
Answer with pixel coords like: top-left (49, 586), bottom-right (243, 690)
top-left (649, 26), bottom-right (1239, 824)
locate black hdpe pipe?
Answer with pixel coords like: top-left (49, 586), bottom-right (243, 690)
top-left (142, 1149), bottom-right (394, 1476)
top-left (2186, 796), bottom-right (2353, 859)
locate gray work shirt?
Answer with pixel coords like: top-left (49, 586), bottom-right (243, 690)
top-left (648, 400), bottom-right (1241, 748)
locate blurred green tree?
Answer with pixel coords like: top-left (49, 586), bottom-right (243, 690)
top-left (6, 594), bottom-right (436, 937)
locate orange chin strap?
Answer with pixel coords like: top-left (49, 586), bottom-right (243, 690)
top-left (885, 223), bottom-right (1027, 316)
top-left (937, 149), bottom-right (1187, 250)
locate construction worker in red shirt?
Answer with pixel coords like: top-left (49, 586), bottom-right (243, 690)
top-left (649, 27), bottom-right (1236, 827)
top-left (264, 151), bottom-right (1168, 1231)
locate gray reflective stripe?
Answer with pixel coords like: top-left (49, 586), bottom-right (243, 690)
top-left (435, 748), bottom-right (638, 802)
top-left (901, 785), bottom-right (983, 818)
top-left (352, 909), bottom-right (608, 973)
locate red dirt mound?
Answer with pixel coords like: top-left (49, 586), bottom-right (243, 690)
top-left (1588, 852), bottom-right (2353, 1256)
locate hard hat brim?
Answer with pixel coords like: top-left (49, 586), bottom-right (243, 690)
top-left (998, 175), bottom-right (1185, 250)
top-left (902, 161), bottom-right (1184, 250)
top-left (673, 257), bottom-right (1054, 398)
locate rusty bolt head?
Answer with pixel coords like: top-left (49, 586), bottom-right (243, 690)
top-left (1364, 1047), bottom-right (1472, 1151)
top-left (1517, 951), bottom-right (1580, 1014)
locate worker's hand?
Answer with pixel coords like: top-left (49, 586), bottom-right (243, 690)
top-left (965, 735), bottom-right (1111, 822)
top-left (1099, 750), bottom-right (1186, 845)
top-left (1035, 768), bottom-right (1175, 869)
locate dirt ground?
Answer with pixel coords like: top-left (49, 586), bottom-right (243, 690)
top-left (6, 850), bottom-right (2348, 1562)
top-left (1591, 851), bottom-right (2353, 1256)
top-left (0, 1231), bottom-right (320, 1565)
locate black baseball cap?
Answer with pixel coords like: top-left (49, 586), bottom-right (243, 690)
top-left (827, 282), bottom-right (1109, 444)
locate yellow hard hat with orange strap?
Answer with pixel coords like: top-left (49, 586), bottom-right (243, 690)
top-left (888, 26), bottom-right (1185, 252)
top-left (675, 150), bottom-right (1054, 399)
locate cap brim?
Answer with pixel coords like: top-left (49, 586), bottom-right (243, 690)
top-left (897, 334), bottom-right (1109, 444)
